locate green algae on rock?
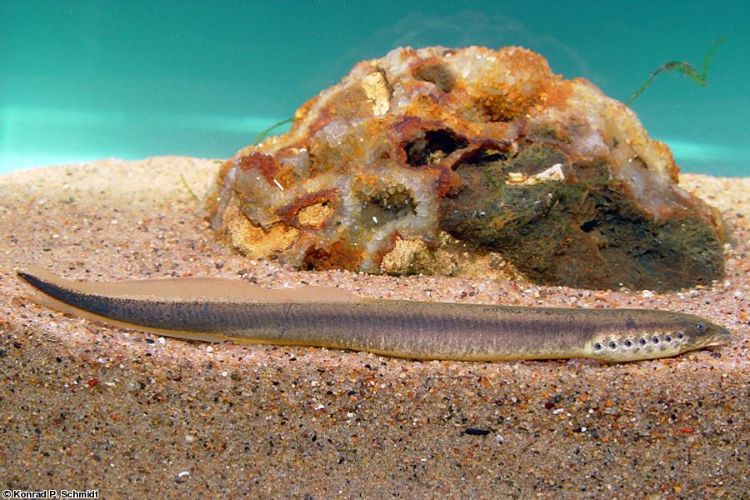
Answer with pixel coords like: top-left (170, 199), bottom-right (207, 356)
top-left (440, 142), bottom-right (726, 290)
top-left (206, 46), bottom-right (726, 290)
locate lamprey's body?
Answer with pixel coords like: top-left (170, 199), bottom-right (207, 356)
top-left (17, 268), bottom-right (730, 362)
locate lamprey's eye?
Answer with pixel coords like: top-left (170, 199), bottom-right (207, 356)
top-left (697, 323), bottom-right (704, 332)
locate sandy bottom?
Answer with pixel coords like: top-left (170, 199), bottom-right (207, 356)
top-left (1, 157), bottom-right (748, 497)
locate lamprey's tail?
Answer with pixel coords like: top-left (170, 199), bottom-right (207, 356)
top-left (16, 267), bottom-right (361, 343)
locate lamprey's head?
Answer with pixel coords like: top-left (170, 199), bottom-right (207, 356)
top-left (586, 312), bottom-right (731, 362)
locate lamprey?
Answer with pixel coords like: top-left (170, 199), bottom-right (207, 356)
top-left (17, 268), bottom-right (730, 362)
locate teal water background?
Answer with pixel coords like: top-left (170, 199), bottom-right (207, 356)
top-left (1, 1), bottom-right (748, 176)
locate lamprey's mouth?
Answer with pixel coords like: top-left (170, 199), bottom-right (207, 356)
top-left (705, 327), bottom-right (732, 348)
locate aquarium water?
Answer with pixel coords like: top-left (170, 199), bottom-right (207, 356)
top-left (1, 1), bottom-right (748, 176)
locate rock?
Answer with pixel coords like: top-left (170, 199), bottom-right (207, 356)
top-left (206, 46), bottom-right (726, 290)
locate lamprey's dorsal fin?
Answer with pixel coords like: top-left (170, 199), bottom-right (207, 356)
top-left (17, 266), bottom-right (360, 304)
top-left (16, 267), bottom-right (362, 343)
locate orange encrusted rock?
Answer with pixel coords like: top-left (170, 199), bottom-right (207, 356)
top-left (206, 46), bottom-right (726, 290)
